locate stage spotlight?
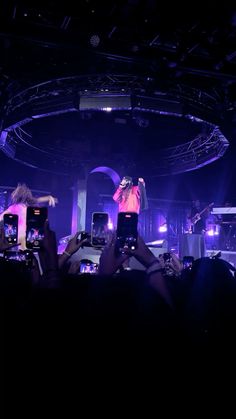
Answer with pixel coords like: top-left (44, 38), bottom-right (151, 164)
top-left (108, 220), bottom-right (113, 230)
top-left (159, 223), bottom-right (167, 233)
top-left (206, 225), bottom-right (220, 236)
top-left (146, 239), bottom-right (167, 248)
top-left (101, 107), bottom-right (112, 112)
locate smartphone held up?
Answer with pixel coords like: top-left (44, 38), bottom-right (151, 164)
top-left (182, 256), bottom-right (194, 270)
top-left (91, 212), bottom-right (109, 247)
top-left (3, 214), bottom-right (18, 244)
top-left (116, 212), bottom-right (138, 252)
top-left (79, 260), bottom-right (99, 274)
top-left (26, 206), bottom-right (48, 249)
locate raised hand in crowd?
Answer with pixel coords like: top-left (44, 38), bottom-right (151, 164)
top-left (99, 232), bottom-right (129, 275)
top-left (121, 235), bottom-right (173, 307)
top-left (159, 252), bottom-right (183, 278)
top-left (167, 252), bottom-right (183, 276)
top-left (38, 220), bottom-right (59, 280)
top-left (67, 260), bottom-right (81, 275)
top-left (126, 234), bottom-right (158, 268)
top-left (58, 231), bottom-right (88, 270)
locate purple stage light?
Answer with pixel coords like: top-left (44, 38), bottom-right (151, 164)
top-left (206, 225), bottom-right (220, 236)
top-left (90, 166), bottom-right (121, 188)
top-left (146, 239), bottom-right (167, 247)
top-left (108, 220), bottom-right (113, 230)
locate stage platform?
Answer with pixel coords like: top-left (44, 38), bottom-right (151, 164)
top-left (58, 243), bottom-right (168, 270)
top-left (58, 241), bottom-right (236, 269)
top-left (206, 249), bottom-right (236, 266)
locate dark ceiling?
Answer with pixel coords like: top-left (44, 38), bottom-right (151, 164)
top-left (1, 1), bottom-right (236, 175)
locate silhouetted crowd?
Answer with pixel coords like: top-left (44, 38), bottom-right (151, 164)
top-left (2, 188), bottom-right (236, 412)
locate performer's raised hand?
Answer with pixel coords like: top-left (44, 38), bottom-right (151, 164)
top-left (37, 195), bottom-right (58, 207)
top-left (48, 196), bottom-right (58, 207)
top-left (138, 177), bottom-right (145, 185)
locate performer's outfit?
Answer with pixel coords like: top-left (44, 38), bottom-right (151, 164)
top-left (113, 181), bottom-right (147, 214)
top-left (113, 179), bottom-right (148, 269)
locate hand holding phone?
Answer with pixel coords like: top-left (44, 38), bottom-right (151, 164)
top-left (163, 252), bottom-right (171, 262)
top-left (26, 207), bottom-right (48, 249)
top-left (79, 232), bottom-right (91, 247)
top-left (3, 214), bottom-right (18, 244)
top-left (183, 256), bottom-right (194, 270)
top-left (79, 260), bottom-right (98, 274)
top-left (91, 212), bottom-right (109, 247)
top-left (116, 212), bottom-right (138, 252)
top-left (3, 249), bottom-right (33, 266)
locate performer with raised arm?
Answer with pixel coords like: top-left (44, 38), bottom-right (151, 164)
top-left (113, 176), bottom-right (148, 214)
top-left (0, 183), bottom-right (58, 250)
top-left (113, 176), bottom-right (148, 269)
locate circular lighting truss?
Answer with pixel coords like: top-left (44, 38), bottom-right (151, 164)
top-left (149, 123), bottom-right (229, 176)
top-left (0, 74), bottom-right (229, 176)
